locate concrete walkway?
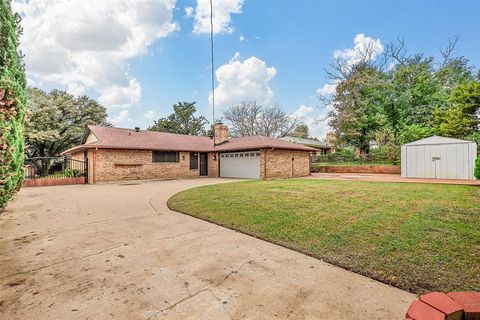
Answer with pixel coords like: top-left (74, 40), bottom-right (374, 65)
top-left (0, 179), bottom-right (415, 320)
top-left (310, 172), bottom-right (480, 185)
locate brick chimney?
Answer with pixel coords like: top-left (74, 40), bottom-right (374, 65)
top-left (214, 123), bottom-right (229, 145)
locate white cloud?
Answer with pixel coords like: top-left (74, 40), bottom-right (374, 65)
top-left (14, 0), bottom-right (178, 110)
top-left (333, 33), bottom-right (384, 69)
top-left (144, 110), bottom-right (157, 120)
top-left (67, 83), bottom-right (86, 97)
top-left (185, 6), bottom-right (194, 17)
top-left (230, 51), bottom-right (241, 62)
top-left (292, 104), bottom-right (314, 119)
top-left (290, 104), bottom-right (328, 139)
top-left (316, 33), bottom-right (384, 99)
top-left (239, 35), bottom-right (245, 42)
top-left (109, 110), bottom-right (131, 125)
top-left (316, 80), bottom-right (339, 97)
top-left (210, 53), bottom-right (277, 107)
top-left (191, 0), bottom-right (243, 34)
top-left (97, 79), bottom-right (142, 109)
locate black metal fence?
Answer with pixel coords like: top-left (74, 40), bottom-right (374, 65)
top-left (24, 157), bottom-right (87, 180)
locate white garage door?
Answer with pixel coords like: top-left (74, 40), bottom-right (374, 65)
top-left (220, 151), bottom-right (261, 179)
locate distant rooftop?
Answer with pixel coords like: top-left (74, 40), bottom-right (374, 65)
top-left (279, 136), bottom-right (331, 149)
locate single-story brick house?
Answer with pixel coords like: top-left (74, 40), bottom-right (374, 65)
top-left (62, 124), bottom-right (316, 183)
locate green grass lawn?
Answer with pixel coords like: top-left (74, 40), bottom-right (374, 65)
top-left (168, 179), bottom-right (480, 294)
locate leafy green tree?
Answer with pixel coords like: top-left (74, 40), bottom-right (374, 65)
top-left (391, 58), bottom-right (446, 128)
top-left (149, 102), bottom-right (208, 135)
top-left (434, 80), bottom-right (480, 138)
top-left (329, 67), bottom-right (386, 153)
top-left (0, 0), bottom-right (27, 209)
top-left (291, 124), bottom-right (310, 139)
top-left (399, 124), bottom-right (433, 144)
top-left (325, 37), bottom-right (477, 153)
top-left (25, 88), bottom-right (109, 157)
top-left (436, 56), bottom-right (473, 92)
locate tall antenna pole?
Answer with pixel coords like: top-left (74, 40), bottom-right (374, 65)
top-left (210, 0), bottom-right (215, 145)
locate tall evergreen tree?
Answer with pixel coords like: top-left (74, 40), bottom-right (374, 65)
top-left (0, 0), bottom-right (27, 210)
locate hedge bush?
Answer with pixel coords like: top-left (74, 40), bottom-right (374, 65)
top-left (474, 155), bottom-right (480, 180)
top-left (0, 1), bottom-right (27, 210)
top-left (65, 168), bottom-right (83, 178)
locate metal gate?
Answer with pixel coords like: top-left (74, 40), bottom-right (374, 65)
top-left (24, 157), bottom-right (88, 185)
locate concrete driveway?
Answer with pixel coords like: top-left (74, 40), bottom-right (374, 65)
top-left (0, 178), bottom-right (415, 319)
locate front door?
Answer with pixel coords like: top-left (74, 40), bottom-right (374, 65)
top-left (200, 153), bottom-right (208, 176)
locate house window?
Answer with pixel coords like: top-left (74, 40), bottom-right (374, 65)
top-left (190, 152), bottom-right (199, 169)
top-left (153, 151), bottom-right (179, 163)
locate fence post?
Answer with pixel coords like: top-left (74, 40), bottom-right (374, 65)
top-left (85, 157), bottom-right (89, 184)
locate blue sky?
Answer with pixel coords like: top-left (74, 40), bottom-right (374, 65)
top-left (15, 0), bottom-right (480, 138)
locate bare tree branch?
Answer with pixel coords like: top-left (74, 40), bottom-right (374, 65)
top-left (223, 101), bottom-right (300, 138)
top-left (440, 35), bottom-right (459, 66)
top-left (384, 36), bottom-right (411, 67)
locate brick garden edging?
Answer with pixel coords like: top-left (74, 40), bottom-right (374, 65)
top-left (23, 177), bottom-right (86, 187)
top-left (406, 291), bottom-right (480, 320)
top-left (313, 165), bottom-right (400, 174)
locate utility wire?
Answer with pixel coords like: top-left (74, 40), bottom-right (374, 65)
top-left (209, 0), bottom-right (215, 145)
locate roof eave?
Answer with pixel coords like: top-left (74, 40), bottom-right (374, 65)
top-left (80, 126), bottom-right (92, 144)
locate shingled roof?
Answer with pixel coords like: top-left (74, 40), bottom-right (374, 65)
top-left (62, 125), bottom-right (316, 155)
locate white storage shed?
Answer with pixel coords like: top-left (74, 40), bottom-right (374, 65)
top-left (401, 136), bottom-right (477, 180)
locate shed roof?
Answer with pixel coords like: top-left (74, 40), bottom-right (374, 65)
top-left (402, 136), bottom-right (475, 146)
top-left (62, 125), bottom-right (316, 155)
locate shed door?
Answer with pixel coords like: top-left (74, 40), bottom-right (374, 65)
top-left (220, 151), bottom-right (261, 179)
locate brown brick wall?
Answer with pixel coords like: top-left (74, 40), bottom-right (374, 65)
top-left (261, 149), bottom-right (310, 179)
top-left (92, 149), bottom-right (202, 182)
top-left (208, 152), bottom-right (219, 177)
top-left (82, 148), bottom-right (309, 183)
top-left (23, 177), bottom-right (86, 187)
top-left (314, 165), bottom-right (400, 174)
top-left (293, 150), bottom-right (310, 177)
